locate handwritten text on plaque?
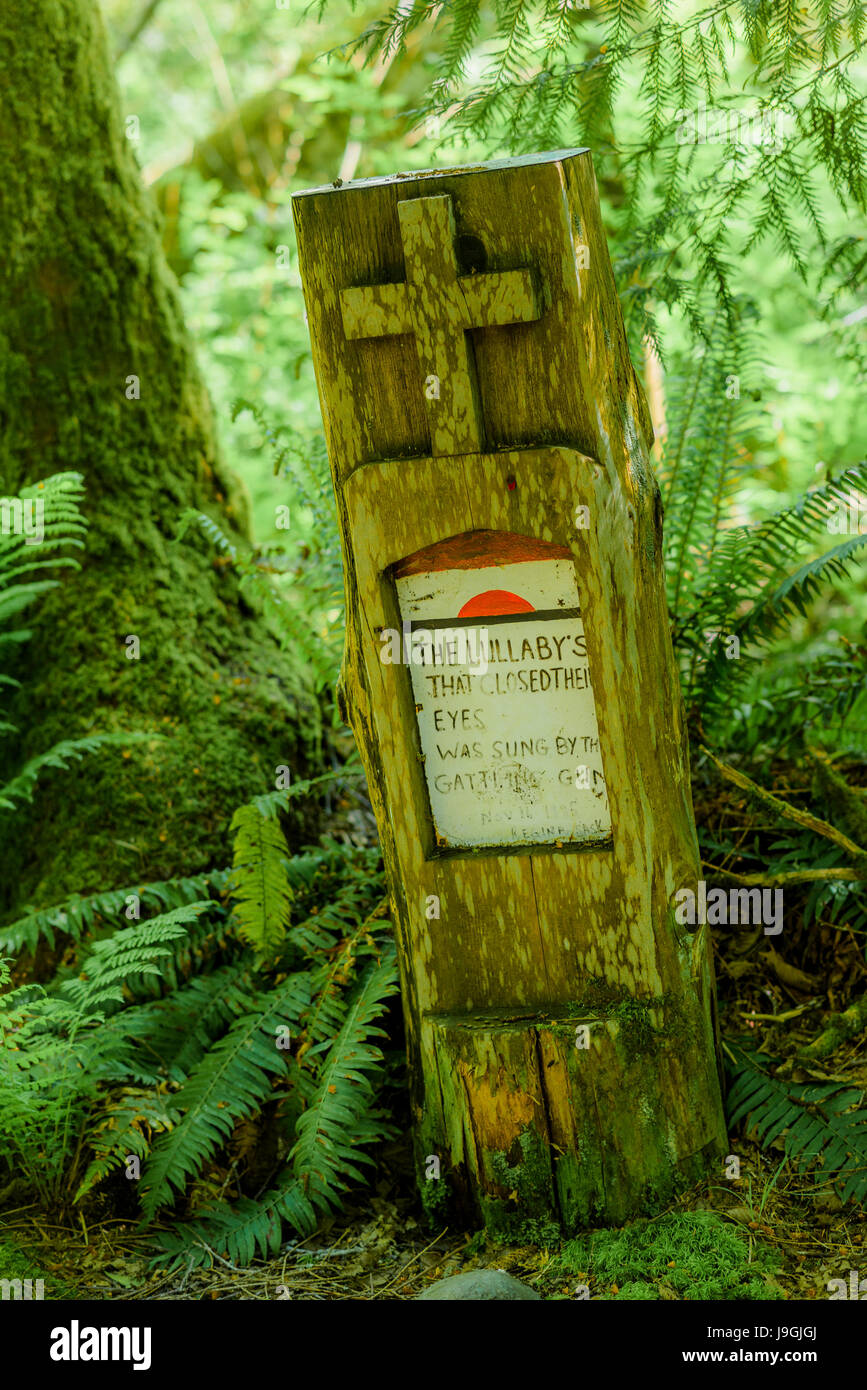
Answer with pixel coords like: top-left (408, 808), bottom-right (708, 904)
top-left (394, 538), bottom-right (612, 851)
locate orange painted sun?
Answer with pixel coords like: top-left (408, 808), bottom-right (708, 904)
top-left (458, 590), bottom-right (534, 618)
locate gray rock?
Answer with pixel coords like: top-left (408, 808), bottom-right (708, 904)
top-left (417, 1269), bottom-right (542, 1300)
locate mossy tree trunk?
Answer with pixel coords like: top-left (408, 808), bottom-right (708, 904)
top-left (0, 0), bottom-right (320, 921)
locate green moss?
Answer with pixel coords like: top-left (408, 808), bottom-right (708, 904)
top-left (562, 974), bottom-right (707, 1069)
top-left (810, 754), bottom-right (867, 848)
top-left (544, 1210), bottom-right (784, 1301)
top-left (611, 1280), bottom-right (661, 1299)
top-left (483, 1209), bottom-right (563, 1246)
top-left (1, 543), bottom-right (323, 918)
top-left (481, 1128), bottom-right (562, 1245)
top-left (462, 1229), bottom-right (488, 1259)
top-left (563, 977), bottom-right (674, 1063)
top-left (610, 996), bottom-right (660, 1063)
top-left (0, 1237), bottom-right (78, 1300)
top-left (419, 1169), bottom-right (451, 1228)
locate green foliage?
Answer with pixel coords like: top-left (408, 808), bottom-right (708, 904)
top-left (0, 903), bottom-right (207, 1205)
top-left (176, 492), bottom-right (343, 698)
top-left (75, 1090), bottom-right (179, 1203)
top-left (482, 1128), bottom-right (562, 1245)
top-left (811, 749), bottom-right (867, 845)
top-left (545, 1209), bottom-right (783, 1300)
top-left (248, 762), bottom-right (366, 821)
top-left (715, 640), bottom-right (867, 763)
top-left (0, 792), bottom-right (397, 1263)
top-left (0, 732), bottom-right (154, 813)
top-left (0, 1236), bottom-right (78, 1300)
top-left (0, 473), bottom-right (86, 630)
top-left (343, 0), bottom-right (866, 769)
top-left (152, 942), bottom-right (400, 1269)
top-left (229, 802), bottom-right (295, 957)
top-left (62, 905), bottom-right (208, 1017)
top-left (726, 1042), bottom-right (867, 1205)
top-left (662, 333), bottom-right (867, 729)
top-left (290, 947), bottom-right (398, 1206)
top-left (0, 473), bottom-right (128, 814)
top-left (0, 870), bottom-right (231, 956)
top-left (353, 1), bottom-right (865, 352)
top-left (231, 398), bottom-right (345, 691)
top-left (137, 971), bottom-right (309, 1222)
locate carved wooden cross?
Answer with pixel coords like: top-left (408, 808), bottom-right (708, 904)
top-left (339, 194), bottom-right (540, 456)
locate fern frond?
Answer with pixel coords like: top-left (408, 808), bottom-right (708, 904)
top-left (350, 0), bottom-right (867, 351)
top-left (249, 761), bottom-right (364, 821)
top-left (89, 962), bottom-right (259, 1087)
top-left (75, 1089), bottom-right (180, 1202)
top-left (138, 971), bottom-right (312, 1221)
top-left (148, 1175), bottom-right (318, 1270)
top-left (0, 869), bottom-right (230, 954)
top-left (726, 1043), bottom-right (867, 1204)
top-left (0, 475), bottom-right (87, 674)
top-left (293, 895), bottom-right (392, 1049)
top-left (0, 732), bottom-right (154, 811)
top-left (291, 942), bottom-right (399, 1211)
top-left (147, 944), bottom-right (398, 1269)
top-left (61, 904), bottom-right (210, 1019)
top-left (684, 463), bottom-right (867, 718)
top-left (229, 802), bottom-right (294, 956)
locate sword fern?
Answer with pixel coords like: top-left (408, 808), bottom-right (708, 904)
top-left (726, 1042), bottom-right (867, 1205)
top-left (0, 795), bottom-right (395, 1264)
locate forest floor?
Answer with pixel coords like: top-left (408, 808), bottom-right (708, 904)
top-left (0, 1119), bottom-right (862, 1301)
top-left (2, 971), bottom-right (864, 1304)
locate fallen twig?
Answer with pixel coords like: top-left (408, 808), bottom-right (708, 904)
top-left (702, 863), bottom-right (864, 887)
top-left (701, 747), bottom-right (867, 864)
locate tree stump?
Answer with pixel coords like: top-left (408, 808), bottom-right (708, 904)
top-left (293, 149), bottom-right (726, 1234)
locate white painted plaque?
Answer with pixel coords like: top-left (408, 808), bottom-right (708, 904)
top-left (395, 550), bottom-right (612, 850)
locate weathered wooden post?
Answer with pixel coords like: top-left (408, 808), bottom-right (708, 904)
top-left (293, 149), bottom-right (726, 1235)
